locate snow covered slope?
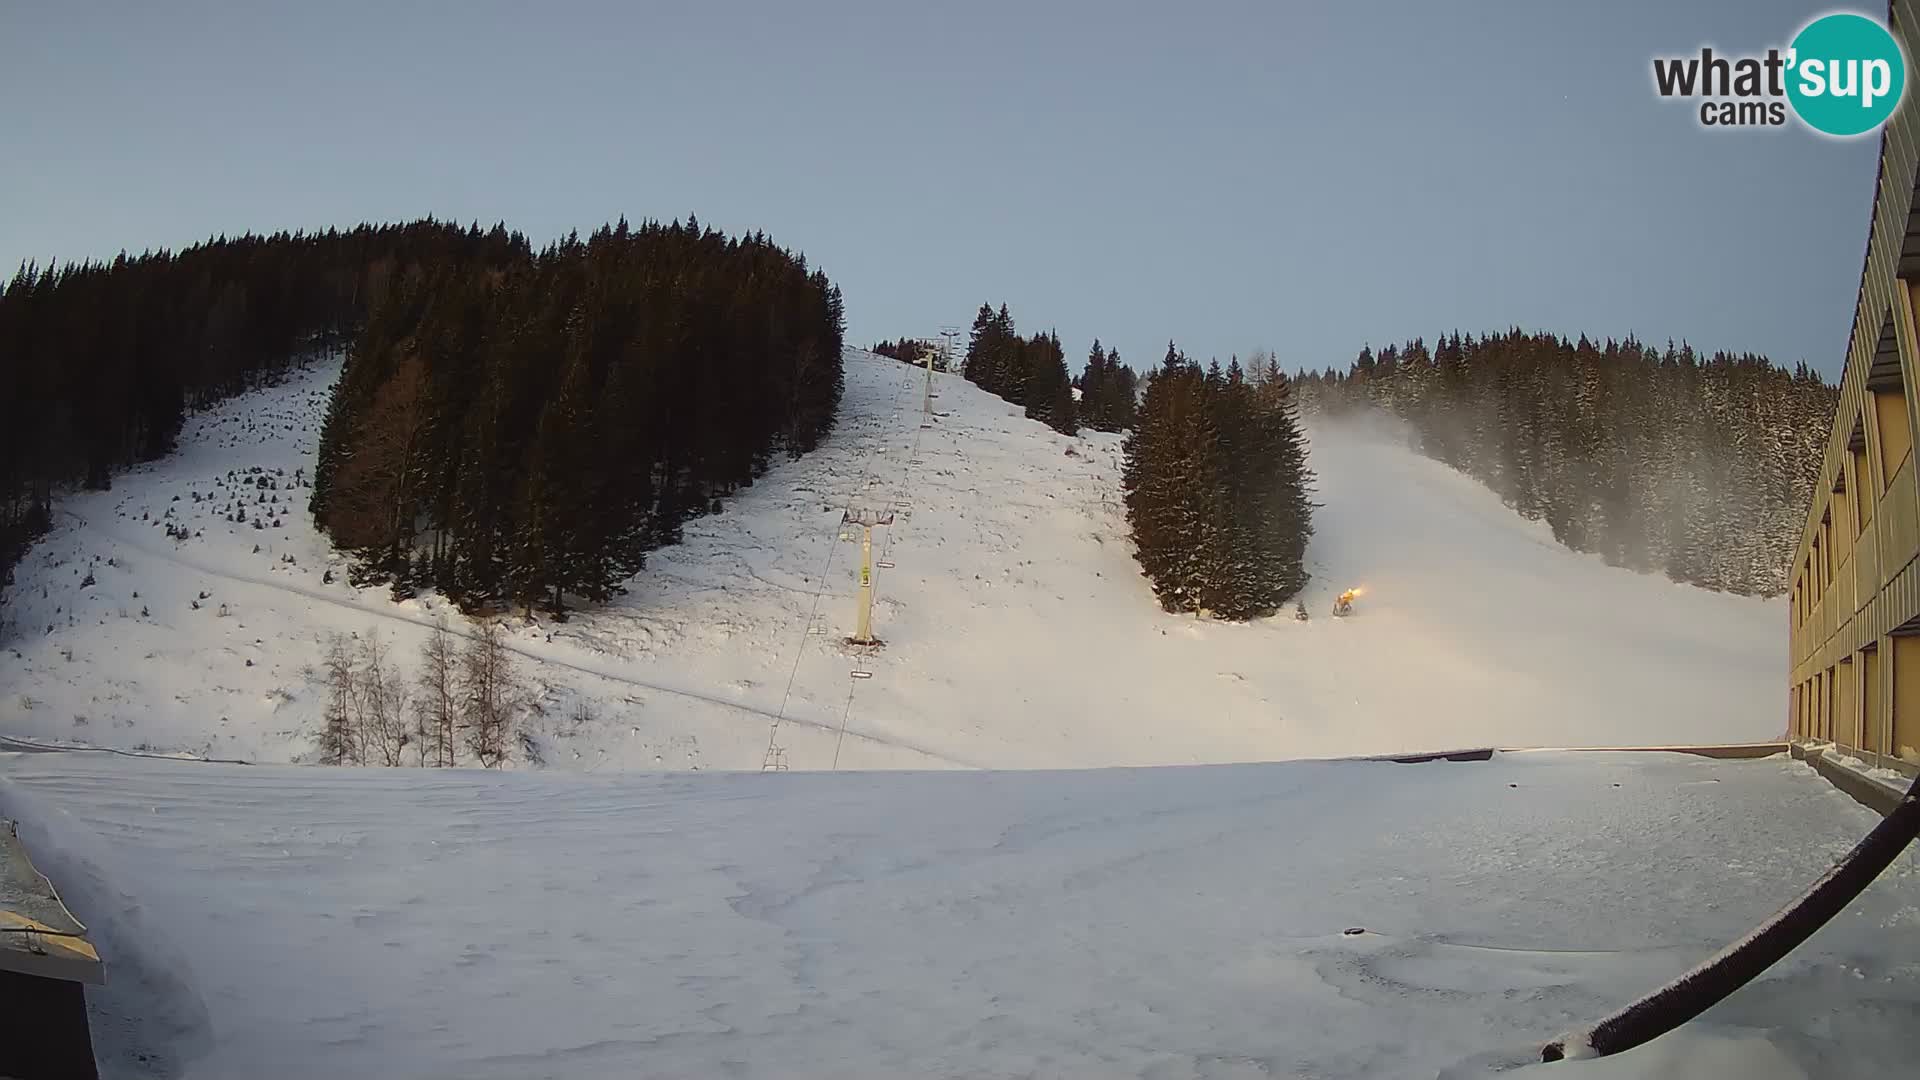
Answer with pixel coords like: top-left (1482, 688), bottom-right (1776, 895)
top-left (0, 350), bottom-right (1784, 769)
top-left (2, 749), bottom-right (1913, 1079)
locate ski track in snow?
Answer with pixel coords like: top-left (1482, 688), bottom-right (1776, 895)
top-left (1, 750), bottom-right (1915, 1079)
top-left (2, 349), bottom-right (1785, 771)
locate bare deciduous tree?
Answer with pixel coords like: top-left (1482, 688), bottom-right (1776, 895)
top-left (417, 617), bottom-right (459, 767)
top-left (319, 632), bottom-right (360, 765)
top-left (359, 630), bottom-right (412, 767)
top-left (460, 619), bottom-right (522, 768)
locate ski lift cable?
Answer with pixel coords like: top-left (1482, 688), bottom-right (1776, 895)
top-left (834, 365), bottom-right (937, 770)
top-left (1541, 768), bottom-right (1919, 1062)
top-left (763, 358), bottom-right (916, 768)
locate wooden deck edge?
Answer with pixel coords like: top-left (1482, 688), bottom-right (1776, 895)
top-left (1498, 743), bottom-right (1790, 760)
top-left (1790, 740), bottom-right (1911, 817)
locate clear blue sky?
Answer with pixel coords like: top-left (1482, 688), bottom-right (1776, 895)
top-left (0, 1), bottom-right (1881, 379)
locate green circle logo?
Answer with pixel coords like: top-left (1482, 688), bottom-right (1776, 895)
top-left (1787, 13), bottom-right (1906, 136)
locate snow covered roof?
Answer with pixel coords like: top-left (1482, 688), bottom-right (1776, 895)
top-left (4, 749), bottom-right (1912, 1079)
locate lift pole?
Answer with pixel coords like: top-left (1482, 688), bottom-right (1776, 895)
top-left (843, 508), bottom-right (894, 645)
top-left (939, 327), bottom-right (960, 375)
top-left (924, 347), bottom-right (934, 417)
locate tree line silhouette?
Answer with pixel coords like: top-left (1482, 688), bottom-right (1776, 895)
top-left (310, 217), bottom-right (845, 617)
top-left (1293, 331), bottom-right (1835, 596)
top-left (1, 220), bottom-right (514, 618)
top-left (962, 303), bottom-right (1079, 435)
top-left (1124, 346), bottom-right (1314, 619)
top-left (1, 217), bottom-right (844, 623)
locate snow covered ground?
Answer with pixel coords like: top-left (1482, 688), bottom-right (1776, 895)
top-left (2, 748), bottom-right (1913, 1079)
top-left (0, 349), bottom-right (1785, 770)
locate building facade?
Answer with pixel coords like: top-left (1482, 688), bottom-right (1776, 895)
top-left (1788, 0), bottom-right (1920, 769)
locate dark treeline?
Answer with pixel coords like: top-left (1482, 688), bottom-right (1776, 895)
top-left (1125, 346), bottom-right (1314, 619)
top-left (311, 217), bottom-right (845, 618)
top-left (962, 303), bottom-right (1079, 436)
top-left (1293, 331), bottom-right (1835, 596)
top-left (870, 337), bottom-right (946, 369)
top-left (0, 220), bottom-right (508, 614)
top-left (1076, 339), bottom-right (1139, 432)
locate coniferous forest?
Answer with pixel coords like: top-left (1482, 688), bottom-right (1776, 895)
top-left (870, 338), bottom-right (944, 369)
top-left (962, 303), bottom-right (1079, 436)
top-left (1124, 346), bottom-right (1315, 619)
top-left (0, 217), bottom-right (844, 621)
top-left (0, 220), bottom-right (516, 616)
top-left (1076, 339), bottom-right (1139, 433)
top-left (1293, 331), bottom-right (1834, 597)
top-left (310, 218), bottom-right (845, 617)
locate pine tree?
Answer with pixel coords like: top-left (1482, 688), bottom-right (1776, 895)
top-left (1081, 339), bottom-right (1108, 423)
top-left (1124, 345), bottom-right (1315, 620)
top-left (1104, 347), bottom-right (1137, 430)
top-left (1024, 331), bottom-right (1078, 435)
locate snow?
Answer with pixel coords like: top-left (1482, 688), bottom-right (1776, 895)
top-left (1, 748), bottom-right (1914, 1079)
top-left (0, 350), bottom-right (1786, 770)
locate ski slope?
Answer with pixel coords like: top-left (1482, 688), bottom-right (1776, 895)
top-left (0, 349), bottom-right (1785, 770)
top-left (2, 748), bottom-right (1913, 1079)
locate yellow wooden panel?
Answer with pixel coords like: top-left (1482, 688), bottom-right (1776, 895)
top-left (1822, 669), bottom-right (1833, 741)
top-left (1882, 454), bottom-right (1919, 576)
top-left (1864, 647), bottom-right (1884, 753)
top-left (1894, 635), bottom-right (1920, 762)
top-left (1877, 386), bottom-right (1913, 488)
top-left (1856, 529), bottom-right (1880, 613)
top-left (1837, 552), bottom-right (1857, 618)
top-left (1839, 657), bottom-right (1858, 748)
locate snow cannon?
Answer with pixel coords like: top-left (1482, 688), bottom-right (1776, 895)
top-left (1331, 587), bottom-right (1363, 617)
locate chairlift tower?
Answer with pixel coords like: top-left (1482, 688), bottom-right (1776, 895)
top-left (842, 508), bottom-right (894, 645)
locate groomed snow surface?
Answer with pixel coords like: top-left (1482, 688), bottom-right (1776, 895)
top-left (0, 350), bottom-right (1784, 770)
top-left (2, 348), bottom-right (1874, 1079)
top-left (2, 749), bottom-right (1915, 1079)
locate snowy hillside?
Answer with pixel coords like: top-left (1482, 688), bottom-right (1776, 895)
top-left (2, 749), bottom-right (1913, 1079)
top-left (0, 350), bottom-right (1785, 769)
